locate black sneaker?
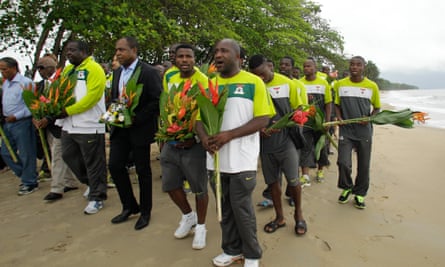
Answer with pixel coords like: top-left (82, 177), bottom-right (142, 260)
top-left (338, 189), bottom-right (352, 204)
top-left (18, 184), bottom-right (39, 195)
top-left (354, 195), bottom-right (366, 209)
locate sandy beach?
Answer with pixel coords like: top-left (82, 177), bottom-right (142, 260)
top-left (0, 124), bottom-right (444, 267)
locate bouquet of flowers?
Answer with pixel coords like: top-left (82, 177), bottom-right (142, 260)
top-left (99, 66), bottom-right (142, 128)
top-left (22, 73), bottom-right (77, 168)
top-left (266, 105), bottom-right (429, 160)
top-left (195, 79), bottom-right (228, 222)
top-left (156, 80), bottom-right (203, 142)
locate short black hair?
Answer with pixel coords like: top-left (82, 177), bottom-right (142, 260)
top-left (175, 43), bottom-right (195, 53)
top-left (0, 57), bottom-right (19, 71)
top-left (351, 56), bottom-right (366, 65)
top-left (68, 40), bottom-right (91, 55)
top-left (306, 56), bottom-right (317, 65)
top-left (282, 56), bottom-right (295, 67)
top-left (123, 36), bottom-right (139, 51)
top-left (248, 54), bottom-right (266, 70)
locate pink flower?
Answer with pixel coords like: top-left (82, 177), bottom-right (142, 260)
top-left (39, 95), bottom-right (50, 104)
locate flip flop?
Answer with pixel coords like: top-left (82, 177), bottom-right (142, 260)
top-left (295, 220), bottom-right (307, 236)
top-left (264, 220), bottom-right (286, 233)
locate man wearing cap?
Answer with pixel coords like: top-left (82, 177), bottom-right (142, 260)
top-left (33, 55), bottom-right (79, 202)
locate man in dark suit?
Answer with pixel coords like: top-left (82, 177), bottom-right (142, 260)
top-left (109, 36), bottom-right (162, 230)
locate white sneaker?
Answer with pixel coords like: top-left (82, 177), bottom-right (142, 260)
top-left (212, 253), bottom-right (243, 267)
top-left (192, 224), bottom-right (207, 250)
top-left (244, 259), bottom-right (259, 267)
top-left (84, 201), bottom-right (103, 214)
top-left (174, 211), bottom-right (197, 238)
top-left (83, 187), bottom-right (90, 199)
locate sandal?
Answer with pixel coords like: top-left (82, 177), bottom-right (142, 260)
top-left (295, 220), bottom-right (307, 236)
top-left (257, 199), bottom-right (274, 208)
top-left (264, 220), bottom-right (286, 233)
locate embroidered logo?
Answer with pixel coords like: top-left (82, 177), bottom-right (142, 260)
top-left (77, 70), bottom-right (85, 80)
top-left (234, 84), bottom-right (244, 95)
top-left (272, 87), bottom-right (280, 95)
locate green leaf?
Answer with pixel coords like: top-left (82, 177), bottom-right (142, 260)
top-left (314, 134), bottom-right (326, 161)
top-left (22, 89), bottom-right (36, 108)
top-left (159, 91), bottom-right (169, 124)
top-left (371, 109), bottom-right (413, 126)
top-left (196, 94), bottom-right (219, 135)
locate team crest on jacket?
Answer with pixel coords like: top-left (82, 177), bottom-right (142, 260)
top-left (77, 70), bottom-right (86, 80)
top-left (234, 84), bottom-right (244, 95)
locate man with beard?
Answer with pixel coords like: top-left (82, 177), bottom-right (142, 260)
top-left (60, 40), bottom-right (108, 214)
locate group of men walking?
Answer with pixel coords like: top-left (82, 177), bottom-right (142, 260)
top-left (0, 36), bottom-right (380, 267)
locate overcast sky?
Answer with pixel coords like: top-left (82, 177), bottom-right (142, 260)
top-left (315, 0), bottom-right (445, 89)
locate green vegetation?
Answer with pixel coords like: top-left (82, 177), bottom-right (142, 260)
top-left (0, 0), bottom-right (415, 89)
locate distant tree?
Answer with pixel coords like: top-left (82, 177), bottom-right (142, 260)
top-left (0, 0), bottom-right (345, 78)
top-left (364, 60), bottom-right (380, 81)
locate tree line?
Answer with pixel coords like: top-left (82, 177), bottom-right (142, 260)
top-left (0, 0), bottom-right (415, 89)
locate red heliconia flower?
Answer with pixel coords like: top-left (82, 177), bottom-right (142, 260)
top-left (181, 80), bottom-right (192, 97)
top-left (167, 123), bottom-right (183, 134)
top-left (292, 110), bottom-right (309, 126)
top-left (198, 82), bottom-right (207, 96)
top-left (208, 80), bottom-right (219, 105)
top-left (49, 68), bottom-right (62, 82)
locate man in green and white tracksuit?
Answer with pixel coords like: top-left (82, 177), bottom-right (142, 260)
top-left (60, 40), bottom-right (107, 215)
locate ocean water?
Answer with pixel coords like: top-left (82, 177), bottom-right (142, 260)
top-left (380, 89), bottom-right (445, 129)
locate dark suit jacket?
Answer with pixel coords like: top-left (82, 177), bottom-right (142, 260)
top-left (110, 60), bottom-right (162, 144)
top-left (37, 80), bottom-right (62, 138)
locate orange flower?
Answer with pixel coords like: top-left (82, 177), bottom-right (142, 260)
top-left (208, 80), bottom-right (219, 105)
top-left (198, 82), bottom-right (207, 96)
top-left (208, 63), bottom-right (217, 75)
top-left (29, 100), bottom-right (40, 111)
top-left (180, 80), bottom-right (192, 97)
top-left (412, 112), bottom-right (429, 123)
top-left (307, 105), bottom-right (316, 117)
top-left (49, 68), bottom-right (62, 82)
top-left (177, 106), bottom-right (187, 120)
